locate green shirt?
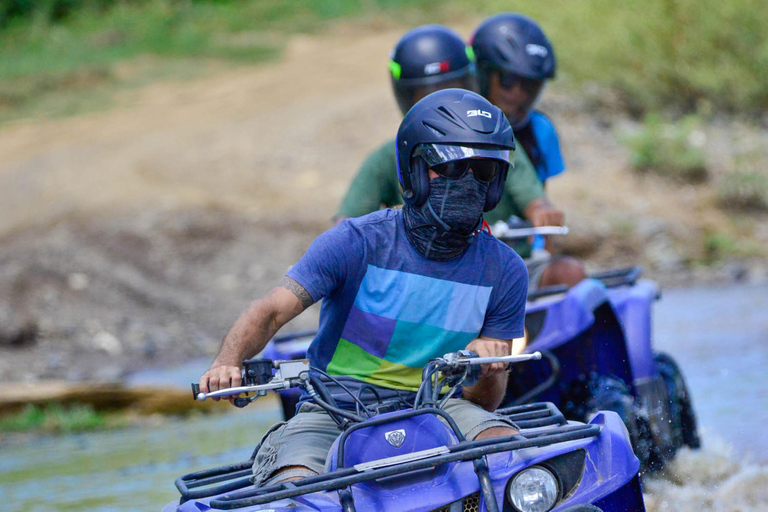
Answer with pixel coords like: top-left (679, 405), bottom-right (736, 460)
top-left (337, 139), bottom-right (546, 257)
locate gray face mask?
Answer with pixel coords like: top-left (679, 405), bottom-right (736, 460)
top-left (402, 174), bottom-right (488, 261)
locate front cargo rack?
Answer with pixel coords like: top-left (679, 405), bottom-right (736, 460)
top-left (175, 402), bottom-right (598, 509)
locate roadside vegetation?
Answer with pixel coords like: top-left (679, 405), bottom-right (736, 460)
top-left (0, 404), bottom-right (116, 433)
top-left (623, 115), bottom-right (708, 183)
top-left (717, 168), bottom-right (768, 212)
top-left (1, 0), bottom-right (766, 123)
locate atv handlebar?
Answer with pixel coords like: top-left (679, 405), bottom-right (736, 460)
top-left (193, 380), bottom-right (291, 402)
top-left (192, 359), bottom-right (310, 402)
top-left (440, 351), bottom-right (541, 367)
top-left (490, 219), bottom-right (568, 241)
top-left (192, 352), bottom-right (541, 402)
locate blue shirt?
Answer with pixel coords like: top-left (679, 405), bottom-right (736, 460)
top-left (528, 111), bottom-right (565, 183)
top-left (287, 209), bottom-right (528, 394)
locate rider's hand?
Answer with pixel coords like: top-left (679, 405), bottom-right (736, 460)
top-left (525, 198), bottom-right (564, 227)
top-left (200, 365), bottom-right (243, 406)
top-left (465, 338), bottom-right (511, 378)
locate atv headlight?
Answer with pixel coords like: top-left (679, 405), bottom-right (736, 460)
top-left (507, 466), bottom-right (559, 512)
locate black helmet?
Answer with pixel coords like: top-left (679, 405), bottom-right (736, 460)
top-left (471, 13), bottom-right (556, 101)
top-left (396, 89), bottom-right (515, 212)
top-left (390, 25), bottom-right (477, 115)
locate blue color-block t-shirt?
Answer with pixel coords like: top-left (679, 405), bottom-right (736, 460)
top-left (286, 209), bottom-right (528, 395)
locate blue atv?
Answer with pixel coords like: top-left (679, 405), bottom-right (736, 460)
top-left (493, 220), bottom-right (701, 472)
top-left (164, 352), bottom-right (645, 512)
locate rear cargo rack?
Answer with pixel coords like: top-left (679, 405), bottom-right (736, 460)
top-left (528, 266), bottom-right (643, 302)
top-left (175, 402), bottom-right (599, 510)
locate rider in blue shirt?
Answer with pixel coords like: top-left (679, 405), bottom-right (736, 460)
top-left (472, 13), bottom-right (585, 287)
top-left (471, 13), bottom-right (565, 187)
top-left (200, 90), bottom-right (528, 487)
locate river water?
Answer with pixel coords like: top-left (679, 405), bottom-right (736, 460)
top-left (1, 283), bottom-right (766, 512)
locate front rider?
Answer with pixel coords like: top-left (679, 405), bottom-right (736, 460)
top-left (335, 24), bottom-right (578, 290)
top-left (200, 89), bottom-right (527, 487)
top-left (472, 13), bottom-right (586, 286)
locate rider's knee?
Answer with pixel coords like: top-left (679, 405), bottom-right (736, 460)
top-left (540, 257), bottom-right (586, 288)
top-left (475, 425), bottom-right (519, 440)
top-left (268, 465), bottom-right (318, 485)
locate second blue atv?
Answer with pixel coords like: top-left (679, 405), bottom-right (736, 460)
top-left (491, 219), bottom-right (700, 472)
top-left (506, 268), bottom-right (700, 473)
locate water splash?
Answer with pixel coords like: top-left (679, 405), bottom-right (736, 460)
top-left (644, 432), bottom-right (768, 511)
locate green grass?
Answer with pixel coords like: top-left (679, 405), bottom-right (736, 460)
top-left (486, 0), bottom-right (768, 117)
top-left (699, 229), bottom-right (764, 263)
top-left (622, 114), bottom-right (708, 182)
top-left (0, 404), bottom-right (117, 433)
top-left (717, 168), bottom-right (768, 212)
top-left (0, 0), bottom-right (766, 123)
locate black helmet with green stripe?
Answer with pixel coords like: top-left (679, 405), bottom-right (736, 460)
top-left (389, 25), bottom-right (477, 115)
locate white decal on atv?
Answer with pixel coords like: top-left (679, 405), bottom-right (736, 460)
top-left (424, 62), bottom-right (442, 75)
top-left (467, 109), bottom-right (492, 118)
top-left (526, 44), bottom-right (549, 57)
top-left (385, 429), bottom-right (406, 448)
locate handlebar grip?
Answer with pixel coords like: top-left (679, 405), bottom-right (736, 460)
top-left (191, 383), bottom-right (200, 400)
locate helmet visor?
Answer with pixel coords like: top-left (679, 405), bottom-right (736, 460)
top-left (413, 143), bottom-right (512, 168)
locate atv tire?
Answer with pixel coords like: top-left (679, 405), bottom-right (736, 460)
top-left (586, 375), bottom-right (657, 473)
top-left (654, 352), bottom-right (701, 450)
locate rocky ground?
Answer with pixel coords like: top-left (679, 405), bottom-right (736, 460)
top-left (1, 23), bottom-right (766, 384)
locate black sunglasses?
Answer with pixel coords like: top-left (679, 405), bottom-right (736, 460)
top-left (432, 158), bottom-right (507, 183)
top-left (497, 72), bottom-right (544, 96)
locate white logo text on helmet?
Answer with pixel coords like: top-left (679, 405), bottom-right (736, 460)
top-left (467, 109), bottom-right (492, 119)
top-left (525, 44), bottom-right (548, 57)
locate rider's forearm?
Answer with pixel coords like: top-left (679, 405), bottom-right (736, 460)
top-left (463, 372), bottom-right (509, 412)
top-left (211, 298), bottom-right (285, 369)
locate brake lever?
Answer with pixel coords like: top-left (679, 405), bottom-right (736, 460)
top-left (442, 351), bottom-right (542, 368)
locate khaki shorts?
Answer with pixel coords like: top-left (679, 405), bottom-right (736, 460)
top-left (252, 398), bottom-right (517, 487)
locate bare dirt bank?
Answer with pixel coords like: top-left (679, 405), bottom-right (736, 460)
top-left (1, 23), bottom-right (766, 385)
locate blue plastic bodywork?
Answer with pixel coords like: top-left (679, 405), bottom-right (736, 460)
top-left (163, 410), bottom-right (642, 512)
top-left (520, 278), bottom-right (661, 395)
top-left (604, 280), bottom-right (660, 382)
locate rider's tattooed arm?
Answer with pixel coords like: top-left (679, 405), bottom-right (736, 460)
top-left (280, 276), bottom-right (315, 310)
top-left (207, 286), bottom-right (306, 373)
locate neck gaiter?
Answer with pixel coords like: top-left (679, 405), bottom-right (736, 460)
top-left (402, 174), bottom-right (488, 261)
